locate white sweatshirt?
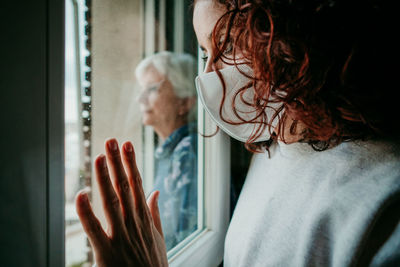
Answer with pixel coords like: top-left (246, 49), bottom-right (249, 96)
top-left (224, 139), bottom-right (400, 267)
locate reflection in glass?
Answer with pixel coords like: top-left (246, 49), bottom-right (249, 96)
top-left (136, 51), bottom-right (198, 250)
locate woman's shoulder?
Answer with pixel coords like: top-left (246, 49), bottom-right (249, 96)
top-left (323, 139), bottom-right (400, 266)
top-left (288, 139), bottom-right (400, 265)
top-left (332, 138), bottom-right (400, 160)
top-left (325, 138), bottom-right (400, 182)
top-left (229, 138), bottom-right (400, 266)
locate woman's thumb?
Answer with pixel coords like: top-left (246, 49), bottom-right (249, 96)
top-left (147, 190), bottom-right (164, 238)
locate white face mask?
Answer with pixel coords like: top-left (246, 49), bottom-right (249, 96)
top-left (195, 65), bottom-right (282, 142)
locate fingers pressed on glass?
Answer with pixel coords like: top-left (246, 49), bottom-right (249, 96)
top-left (121, 141), bottom-right (148, 214)
top-left (105, 138), bottom-right (135, 219)
top-left (94, 154), bottom-right (125, 237)
top-left (75, 191), bottom-right (109, 249)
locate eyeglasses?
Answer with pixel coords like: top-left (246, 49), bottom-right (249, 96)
top-left (140, 79), bottom-right (165, 95)
top-left (136, 79), bottom-right (165, 103)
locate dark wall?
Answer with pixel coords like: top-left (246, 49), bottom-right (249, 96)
top-left (0, 1), bottom-right (64, 266)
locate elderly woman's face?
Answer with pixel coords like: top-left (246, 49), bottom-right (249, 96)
top-left (137, 67), bottom-right (184, 128)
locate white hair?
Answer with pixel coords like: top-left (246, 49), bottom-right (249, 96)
top-left (135, 51), bottom-right (197, 121)
top-left (135, 51), bottom-right (197, 98)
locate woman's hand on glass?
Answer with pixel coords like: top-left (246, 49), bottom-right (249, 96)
top-left (75, 138), bottom-right (168, 267)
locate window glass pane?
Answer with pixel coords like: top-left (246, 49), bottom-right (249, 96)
top-left (138, 52), bottom-right (198, 251)
top-left (65, 0), bottom-right (88, 266)
top-left (140, 1), bottom-right (200, 253)
top-left (65, 0), bottom-right (201, 266)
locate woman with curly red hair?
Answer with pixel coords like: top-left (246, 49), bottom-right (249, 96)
top-left (76, 0), bottom-right (400, 266)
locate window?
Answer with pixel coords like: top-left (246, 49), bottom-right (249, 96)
top-left (65, 0), bottom-right (91, 266)
top-left (64, 1), bottom-right (230, 266)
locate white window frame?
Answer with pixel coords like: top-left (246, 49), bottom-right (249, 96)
top-left (168, 110), bottom-right (231, 267)
top-left (141, 1), bottom-right (231, 265)
top-left (167, 50), bottom-right (231, 267)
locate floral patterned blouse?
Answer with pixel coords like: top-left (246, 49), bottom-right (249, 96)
top-left (153, 123), bottom-right (198, 250)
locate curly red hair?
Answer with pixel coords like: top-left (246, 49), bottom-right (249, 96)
top-left (198, 0), bottom-right (399, 151)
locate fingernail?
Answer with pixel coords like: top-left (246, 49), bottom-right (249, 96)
top-left (80, 192), bottom-right (88, 203)
top-left (125, 142), bottom-right (133, 152)
top-left (98, 154), bottom-right (107, 167)
top-left (108, 139), bottom-right (118, 151)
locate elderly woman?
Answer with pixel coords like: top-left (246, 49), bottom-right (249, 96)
top-left (135, 51), bottom-right (198, 250)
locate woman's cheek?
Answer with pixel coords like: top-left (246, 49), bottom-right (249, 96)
top-left (147, 93), bottom-right (158, 107)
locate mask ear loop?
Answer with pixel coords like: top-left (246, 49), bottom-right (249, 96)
top-left (199, 126), bottom-right (220, 139)
top-left (195, 72), bottom-right (221, 139)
